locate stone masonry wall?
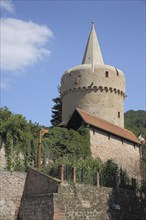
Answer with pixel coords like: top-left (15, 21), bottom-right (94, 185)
top-left (23, 167), bottom-right (61, 197)
top-left (1, 168), bottom-right (145, 220)
top-left (140, 145), bottom-right (146, 179)
top-left (0, 146), bottom-right (7, 170)
top-left (0, 171), bottom-right (26, 220)
top-left (18, 194), bottom-right (54, 220)
top-left (18, 167), bottom-right (61, 220)
top-left (54, 183), bottom-right (113, 220)
top-left (18, 181), bottom-right (146, 220)
top-left (18, 168), bottom-right (146, 220)
top-left (61, 64), bottom-right (125, 127)
top-left (90, 128), bottom-right (141, 180)
top-left (54, 183), bottom-right (146, 220)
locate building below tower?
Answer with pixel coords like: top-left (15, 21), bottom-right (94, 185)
top-left (66, 108), bottom-right (141, 180)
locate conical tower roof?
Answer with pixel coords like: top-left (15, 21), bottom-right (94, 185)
top-left (82, 22), bottom-right (104, 65)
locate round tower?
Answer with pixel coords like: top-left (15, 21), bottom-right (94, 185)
top-left (61, 23), bottom-right (126, 128)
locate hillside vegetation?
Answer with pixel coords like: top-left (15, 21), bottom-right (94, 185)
top-left (125, 110), bottom-right (146, 139)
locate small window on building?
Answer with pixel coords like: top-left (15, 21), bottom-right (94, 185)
top-left (118, 112), bottom-right (120, 118)
top-left (116, 69), bottom-right (119, 76)
top-left (105, 71), bottom-right (109, 77)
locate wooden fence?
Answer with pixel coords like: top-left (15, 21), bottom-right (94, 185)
top-left (49, 165), bottom-right (138, 190)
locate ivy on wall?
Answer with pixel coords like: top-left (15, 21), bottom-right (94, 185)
top-left (0, 107), bottom-right (41, 171)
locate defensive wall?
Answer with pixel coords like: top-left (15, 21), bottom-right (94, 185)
top-left (0, 171), bottom-right (26, 220)
top-left (90, 129), bottom-right (141, 180)
top-left (1, 167), bottom-right (146, 220)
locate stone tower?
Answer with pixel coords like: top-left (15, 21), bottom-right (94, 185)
top-left (61, 22), bottom-right (126, 127)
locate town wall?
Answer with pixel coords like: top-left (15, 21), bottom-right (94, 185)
top-left (140, 145), bottom-right (146, 179)
top-left (23, 167), bottom-right (61, 197)
top-left (0, 171), bottom-right (26, 220)
top-left (18, 184), bottom-right (146, 220)
top-left (54, 184), bottom-right (146, 220)
top-left (18, 168), bottom-right (146, 220)
top-left (0, 146), bottom-right (7, 170)
top-left (90, 128), bottom-right (141, 180)
top-left (1, 168), bottom-right (145, 220)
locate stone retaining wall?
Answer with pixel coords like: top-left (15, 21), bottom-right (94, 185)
top-left (0, 171), bottom-right (26, 220)
top-left (1, 168), bottom-right (145, 220)
top-left (18, 168), bottom-right (146, 220)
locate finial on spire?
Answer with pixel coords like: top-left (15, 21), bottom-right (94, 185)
top-left (82, 22), bottom-right (104, 66)
top-left (91, 21), bottom-right (94, 29)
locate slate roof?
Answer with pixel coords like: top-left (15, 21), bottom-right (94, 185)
top-left (72, 108), bottom-right (140, 144)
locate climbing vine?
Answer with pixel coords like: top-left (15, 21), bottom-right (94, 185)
top-left (0, 107), bottom-right (41, 171)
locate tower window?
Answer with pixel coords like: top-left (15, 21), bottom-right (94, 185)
top-left (116, 69), bottom-right (119, 76)
top-left (105, 71), bottom-right (109, 77)
top-left (118, 112), bottom-right (120, 118)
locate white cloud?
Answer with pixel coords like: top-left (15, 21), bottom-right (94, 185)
top-left (0, 78), bottom-right (14, 90)
top-left (0, 0), bottom-right (14, 13)
top-left (1, 18), bottom-right (53, 71)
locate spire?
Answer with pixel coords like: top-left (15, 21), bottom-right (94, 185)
top-left (82, 22), bottom-right (104, 66)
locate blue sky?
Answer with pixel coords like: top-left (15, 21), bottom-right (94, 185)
top-left (0, 0), bottom-right (145, 127)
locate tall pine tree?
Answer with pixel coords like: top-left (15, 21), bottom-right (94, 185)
top-left (50, 86), bottom-right (62, 126)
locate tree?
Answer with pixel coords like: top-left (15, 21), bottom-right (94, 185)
top-left (125, 110), bottom-right (146, 138)
top-left (41, 126), bottom-right (91, 162)
top-left (50, 86), bottom-right (62, 126)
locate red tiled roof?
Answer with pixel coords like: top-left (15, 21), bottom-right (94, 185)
top-left (142, 140), bottom-right (146, 144)
top-left (76, 108), bottom-right (140, 144)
